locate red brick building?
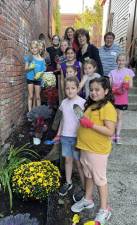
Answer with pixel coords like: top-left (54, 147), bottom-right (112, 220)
top-left (60, 13), bottom-right (101, 47)
top-left (60, 14), bottom-right (79, 37)
top-left (0, 0), bottom-right (56, 144)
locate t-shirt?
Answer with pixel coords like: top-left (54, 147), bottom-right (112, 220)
top-left (108, 68), bottom-right (135, 105)
top-left (61, 61), bottom-right (82, 81)
top-left (76, 102), bottom-right (117, 154)
top-left (24, 55), bottom-right (46, 80)
top-left (99, 44), bottom-right (121, 76)
top-left (59, 96), bottom-right (86, 137)
top-left (83, 73), bottom-right (101, 99)
top-left (46, 46), bottom-right (62, 70)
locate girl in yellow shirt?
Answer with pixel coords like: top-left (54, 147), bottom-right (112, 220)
top-left (71, 77), bottom-right (117, 224)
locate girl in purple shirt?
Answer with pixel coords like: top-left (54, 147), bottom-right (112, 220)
top-left (60, 47), bottom-right (82, 97)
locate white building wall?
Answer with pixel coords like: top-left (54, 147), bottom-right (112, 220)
top-left (110, 0), bottom-right (130, 51)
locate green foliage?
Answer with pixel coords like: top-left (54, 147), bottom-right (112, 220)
top-left (0, 144), bottom-right (39, 209)
top-left (53, 0), bottom-right (61, 35)
top-left (74, 0), bottom-right (103, 36)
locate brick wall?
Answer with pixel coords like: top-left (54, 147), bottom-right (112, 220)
top-left (0, 0), bottom-right (54, 144)
top-left (60, 14), bottom-right (80, 37)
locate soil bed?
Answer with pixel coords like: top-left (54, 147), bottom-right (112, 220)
top-left (0, 113), bottom-right (58, 225)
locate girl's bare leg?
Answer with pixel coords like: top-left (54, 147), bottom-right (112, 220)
top-left (98, 183), bottom-right (108, 209)
top-left (65, 157), bottom-right (73, 184)
top-left (28, 84), bottom-right (34, 112)
top-left (34, 85), bottom-right (41, 107)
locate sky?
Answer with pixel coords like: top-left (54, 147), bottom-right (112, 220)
top-left (59, 0), bottom-right (95, 14)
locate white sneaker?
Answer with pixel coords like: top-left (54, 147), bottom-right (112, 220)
top-left (71, 197), bottom-right (94, 213)
top-left (95, 208), bottom-right (112, 224)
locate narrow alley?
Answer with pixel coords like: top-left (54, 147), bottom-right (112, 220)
top-left (0, 0), bottom-right (137, 225)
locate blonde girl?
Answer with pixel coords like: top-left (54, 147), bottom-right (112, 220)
top-left (108, 53), bottom-right (135, 144)
top-left (24, 40), bottom-right (46, 112)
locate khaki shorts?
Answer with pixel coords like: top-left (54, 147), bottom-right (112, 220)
top-left (80, 151), bottom-right (109, 186)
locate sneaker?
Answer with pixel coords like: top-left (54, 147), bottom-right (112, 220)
top-left (71, 197), bottom-right (94, 213)
top-left (95, 208), bottom-right (112, 224)
top-left (73, 188), bottom-right (85, 202)
top-left (59, 182), bottom-right (73, 196)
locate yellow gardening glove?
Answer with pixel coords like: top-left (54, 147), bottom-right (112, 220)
top-left (29, 63), bottom-right (35, 70)
top-left (84, 221), bottom-right (102, 225)
top-left (84, 221), bottom-right (95, 225)
top-left (72, 214), bottom-right (80, 225)
top-left (124, 75), bottom-right (131, 82)
top-left (34, 72), bottom-right (44, 80)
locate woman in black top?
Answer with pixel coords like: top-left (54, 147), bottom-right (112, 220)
top-left (46, 35), bottom-right (62, 72)
top-left (75, 28), bottom-right (103, 75)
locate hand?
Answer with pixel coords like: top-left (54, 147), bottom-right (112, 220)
top-left (53, 135), bottom-right (61, 143)
top-left (80, 117), bottom-right (94, 128)
top-left (112, 86), bottom-right (123, 95)
top-left (29, 63), bottom-right (35, 70)
top-left (34, 72), bottom-right (44, 80)
top-left (122, 82), bottom-right (129, 90)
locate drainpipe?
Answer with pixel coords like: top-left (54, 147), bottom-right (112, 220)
top-left (130, 0), bottom-right (137, 57)
top-left (106, 0), bottom-right (112, 32)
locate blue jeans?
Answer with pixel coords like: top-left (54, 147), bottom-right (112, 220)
top-left (61, 136), bottom-right (80, 160)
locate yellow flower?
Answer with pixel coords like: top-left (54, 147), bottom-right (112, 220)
top-left (38, 178), bottom-right (43, 183)
top-left (17, 179), bottom-right (23, 186)
top-left (12, 160), bottom-right (60, 200)
top-left (25, 187), bottom-right (31, 194)
top-left (29, 167), bottom-right (35, 172)
top-left (29, 176), bottom-right (34, 181)
top-left (72, 214), bottom-right (80, 224)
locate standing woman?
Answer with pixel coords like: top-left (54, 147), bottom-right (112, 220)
top-left (46, 35), bottom-right (62, 72)
top-left (75, 28), bottom-right (103, 76)
top-left (64, 27), bottom-right (79, 51)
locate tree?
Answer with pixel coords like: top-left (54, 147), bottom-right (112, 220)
top-left (74, 0), bottom-right (103, 39)
top-left (53, 0), bottom-right (61, 35)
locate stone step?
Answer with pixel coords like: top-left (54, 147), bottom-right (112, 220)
top-left (121, 129), bottom-right (137, 137)
top-left (128, 102), bottom-right (137, 110)
top-left (112, 137), bottom-right (137, 146)
top-left (133, 80), bottom-right (137, 86)
top-left (122, 111), bottom-right (137, 127)
top-left (120, 111), bottom-right (137, 137)
top-left (128, 93), bottom-right (137, 103)
top-left (129, 87), bottom-right (137, 94)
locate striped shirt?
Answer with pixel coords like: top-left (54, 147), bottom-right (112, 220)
top-left (99, 44), bottom-right (121, 76)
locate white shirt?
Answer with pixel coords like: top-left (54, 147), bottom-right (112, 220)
top-left (59, 95), bottom-right (86, 137)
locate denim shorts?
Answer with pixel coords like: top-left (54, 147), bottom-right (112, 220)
top-left (61, 136), bottom-right (80, 160)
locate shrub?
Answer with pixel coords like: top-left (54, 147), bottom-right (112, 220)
top-left (12, 160), bottom-right (60, 200)
top-left (0, 144), bottom-right (39, 209)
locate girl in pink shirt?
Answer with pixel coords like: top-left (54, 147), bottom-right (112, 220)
top-left (108, 53), bottom-right (135, 144)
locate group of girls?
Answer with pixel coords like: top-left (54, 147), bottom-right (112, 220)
top-left (24, 27), bottom-right (135, 224)
top-left (52, 32), bottom-right (134, 225)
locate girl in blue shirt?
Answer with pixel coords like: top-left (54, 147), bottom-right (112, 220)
top-left (24, 40), bottom-right (46, 112)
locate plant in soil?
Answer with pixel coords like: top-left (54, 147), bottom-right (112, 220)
top-left (12, 160), bottom-right (61, 201)
top-left (0, 144), bottom-right (39, 209)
